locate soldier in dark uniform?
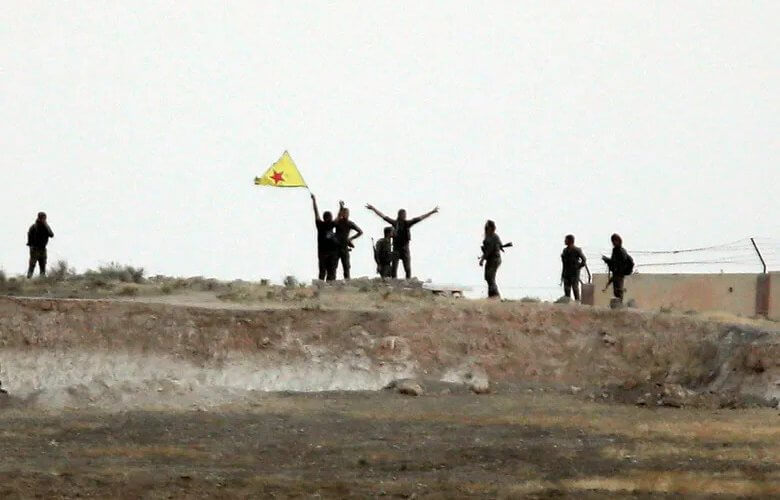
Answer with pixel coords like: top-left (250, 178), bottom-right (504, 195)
top-left (364, 204), bottom-right (438, 279)
top-left (334, 202), bottom-right (363, 280)
top-left (311, 194), bottom-right (337, 281)
top-left (374, 227), bottom-right (394, 279)
top-left (479, 220), bottom-right (503, 299)
top-left (561, 234), bottom-right (587, 301)
top-left (27, 212), bottom-right (54, 279)
top-left (602, 233), bottom-right (629, 301)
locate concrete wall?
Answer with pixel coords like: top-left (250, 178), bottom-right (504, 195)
top-left (584, 272), bottom-right (780, 319)
top-left (770, 272), bottom-right (780, 321)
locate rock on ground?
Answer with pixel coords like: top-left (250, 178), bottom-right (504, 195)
top-left (385, 379), bottom-right (424, 396)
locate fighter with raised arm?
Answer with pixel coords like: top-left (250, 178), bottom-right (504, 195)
top-left (311, 194), bottom-right (338, 281)
top-left (365, 204), bottom-right (438, 279)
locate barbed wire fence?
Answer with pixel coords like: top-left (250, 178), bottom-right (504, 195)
top-left (581, 236), bottom-right (779, 276)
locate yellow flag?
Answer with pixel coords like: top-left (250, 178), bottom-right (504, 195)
top-left (254, 151), bottom-right (308, 188)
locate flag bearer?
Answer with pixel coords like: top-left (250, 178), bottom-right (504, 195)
top-left (311, 194), bottom-right (338, 281)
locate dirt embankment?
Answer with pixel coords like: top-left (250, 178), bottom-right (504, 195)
top-left (0, 296), bottom-right (777, 409)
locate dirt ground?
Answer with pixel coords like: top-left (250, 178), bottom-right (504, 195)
top-left (0, 281), bottom-right (778, 498)
top-left (0, 390), bottom-right (778, 498)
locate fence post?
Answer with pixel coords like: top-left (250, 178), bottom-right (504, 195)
top-left (756, 274), bottom-right (770, 317)
top-left (750, 238), bottom-right (767, 274)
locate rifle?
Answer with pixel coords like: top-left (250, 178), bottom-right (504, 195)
top-left (603, 269), bottom-right (613, 292)
top-left (371, 238), bottom-right (380, 275)
top-left (478, 242), bottom-right (513, 265)
top-left (601, 255), bottom-right (614, 291)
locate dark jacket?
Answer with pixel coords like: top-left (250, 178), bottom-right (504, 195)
top-left (391, 218), bottom-right (421, 248)
top-left (316, 220), bottom-right (337, 254)
top-left (334, 219), bottom-right (361, 249)
top-left (481, 233), bottom-right (503, 263)
top-left (374, 238), bottom-right (393, 265)
top-left (561, 246), bottom-right (587, 278)
top-left (605, 246), bottom-right (629, 276)
top-left (375, 215), bottom-right (421, 250)
top-left (27, 222), bottom-right (54, 249)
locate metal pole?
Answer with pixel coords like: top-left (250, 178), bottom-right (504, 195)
top-left (750, 238), bottom-right (767, 274)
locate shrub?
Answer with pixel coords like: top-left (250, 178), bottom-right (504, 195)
top-left (86, 275), bottom-right (112, 289)
top-left (0, 269), bottom-right (6, 285)
top-left (86, 263), bottom-right (145, 283)
top-left (283, 275), bottom-right (299, 289)
top-left (118, 285), bottom-right (139, 296)
top-left (4, 278), bottom-right (22, 293)
top-left (48, 260), bottom-right (75, 282)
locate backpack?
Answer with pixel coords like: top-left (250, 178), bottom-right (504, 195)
top-left (623, 253), bottom-right (635, 275)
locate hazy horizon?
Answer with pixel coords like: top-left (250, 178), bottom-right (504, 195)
top-left (2, 2), bottom-right (778, 298)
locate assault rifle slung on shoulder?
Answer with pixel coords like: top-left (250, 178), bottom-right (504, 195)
top-left (477, 241), bottom-right (513, 265)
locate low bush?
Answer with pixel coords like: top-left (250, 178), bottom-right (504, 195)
top-left (85, 263), bottom-right (145, 283)
top-left (47, 260), bottom-right (75, 282)
top-left (4, 278), bottom-right (22, 293)
top-left (118, 285), bottom-right (139, 296)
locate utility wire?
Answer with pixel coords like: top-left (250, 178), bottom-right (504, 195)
top-left (630, 238), bottom-right (750, 255)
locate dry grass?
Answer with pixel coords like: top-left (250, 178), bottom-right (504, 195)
top-left (83, 445), bottom-right (210, 460)
top-left (0, 268), bottom-right (451, 313)
top-left (695, 310), bottom-right (779, 329)
top-left (601, 442), bottom-right (780, 463)
top-left (564, 470), bottom-right (780, 496)
top-left (0, 391), bottom-right (777, 498)
top-left (345, 393), bottom-right (780, 446)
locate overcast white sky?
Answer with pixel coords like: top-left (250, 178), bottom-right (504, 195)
top-left (2, 2), bottom-right (778, 298)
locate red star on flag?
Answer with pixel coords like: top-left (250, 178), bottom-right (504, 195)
top-left (254, 151), bottom-right (307, 188)
top-left (270, 170), bottom-right (285, 184)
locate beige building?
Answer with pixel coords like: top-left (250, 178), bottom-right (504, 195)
top-left (582, 272), bottom-right (779, 321)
